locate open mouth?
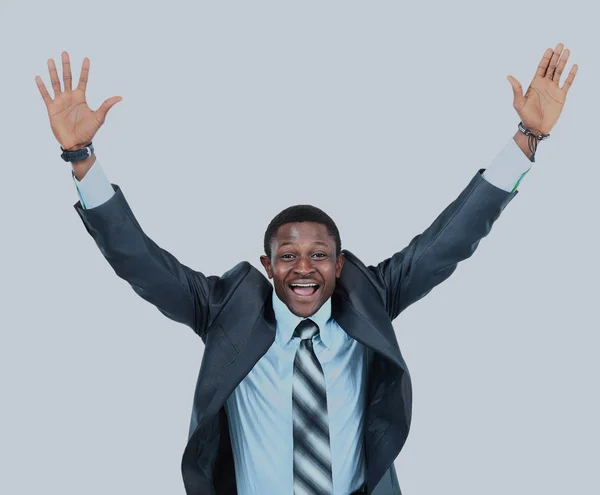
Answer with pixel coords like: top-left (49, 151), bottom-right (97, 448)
top-left (289, 283), bottom-right (320, 298)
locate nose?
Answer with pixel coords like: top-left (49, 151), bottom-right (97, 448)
top-left (294, 255), bottom-right (315, 274)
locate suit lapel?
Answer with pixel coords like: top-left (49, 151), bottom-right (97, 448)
top-left (210, 272), bottom-right (406, 422)
top-left (206, 286), bottom-right (278, 419)
top-left (333, 267), bottom-right (406, 371)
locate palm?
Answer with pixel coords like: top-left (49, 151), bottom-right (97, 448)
top-left (36, 52), bottom-right (122, 151)
top-left (48, 90), bottom-right (100, 150)
top-left (518, 76), bottom-right (566, 136)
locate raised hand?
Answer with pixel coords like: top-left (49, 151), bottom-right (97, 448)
top-left (35, 51), bottom-right (122, 151)
top-left (507, 42), bottom-right (578, 136)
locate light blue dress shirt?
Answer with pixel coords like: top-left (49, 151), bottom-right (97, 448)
top-left (224, 290), bottom-right (369, 494)
top-left (69, 136), bottom-right (534, 493)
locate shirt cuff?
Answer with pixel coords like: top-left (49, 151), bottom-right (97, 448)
top-left (71, 157), bottom-right (115, 209)
top-left (482, 137), bottom-right (533, 193)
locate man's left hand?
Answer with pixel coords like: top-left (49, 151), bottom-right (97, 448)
top-left (507, 42), bottom-right (578, 136)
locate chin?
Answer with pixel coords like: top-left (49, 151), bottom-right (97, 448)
top-left (287, 296), bottom-right (327, 318)
top-left (290, 305), bottom-right (319, 318)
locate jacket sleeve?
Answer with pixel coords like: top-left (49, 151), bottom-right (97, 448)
top-left (73, 183), bottom-right (226, 342)
top-left (369, 168), bottom-right (519, 321)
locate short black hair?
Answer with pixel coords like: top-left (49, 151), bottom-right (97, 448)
top-left (263, 204), bottom-right (342, 259)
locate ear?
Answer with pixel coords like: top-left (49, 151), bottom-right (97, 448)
top-left (260, 255), bottom-right (273, 279)
top-left (335, 252), bottom-right (345, 278)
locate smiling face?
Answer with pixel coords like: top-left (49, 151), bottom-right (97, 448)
top-left (260, 221), bottom-right (345, 317)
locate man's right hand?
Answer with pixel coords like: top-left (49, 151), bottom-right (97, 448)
top-left (35, 51), bottom-right (122, 152)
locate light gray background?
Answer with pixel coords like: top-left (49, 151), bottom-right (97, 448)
top-left (1, 1), bottom-right (598, 494)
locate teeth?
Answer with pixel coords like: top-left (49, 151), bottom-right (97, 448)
top-left (291, 283), bottom-right (317, 287)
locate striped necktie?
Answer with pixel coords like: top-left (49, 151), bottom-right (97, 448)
top-left (292, 318), bottom-right (333, 495)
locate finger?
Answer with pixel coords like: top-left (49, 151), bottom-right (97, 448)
top-left (561, 64), bottom-right (578, 94)
top-left (35, 75), bottom-right (53, 107)
top-left (47, 58), bottom-right (62, 97)
top-left (94, 96), bottom-right (123, 125)
top-left (545, 42), bottom-right (564, 80)
top-left (507, 75), bottom-right (525, 110)
top-left (535, 48), bottom-right (553, 78)
top-left (77, 57), bottom-right (90, 93)
top-left (62, 51), bottom-right (73, 91)
top-left (553, 48), bottom-right (570, 85)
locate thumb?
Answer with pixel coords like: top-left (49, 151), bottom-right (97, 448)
top-left (95, 96), bottom-right (123, 125)
top-left (506, 76), bottom-right (525, 110)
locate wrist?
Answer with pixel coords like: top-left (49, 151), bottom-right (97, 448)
top-left (72, 153), bottom-right (96, 181)
top-left (513, 130), bottom-right (533, 160)
top-left (63, 141), bottom-right (93, 152)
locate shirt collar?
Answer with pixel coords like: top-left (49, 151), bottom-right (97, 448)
top-left (272, 288), bottom-right (333, 348)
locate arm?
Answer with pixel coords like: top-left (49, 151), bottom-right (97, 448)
top-left (370, 41), bottom-right (577, 320)
top-left (370, 161), bottom-right (518, 320)
top-left (36, 52), bottom-right (223, 341)
top-left (69, 154), bottom-right (213, 334)
top-left (70, 153), bottom-right (249, 341)
top-left (72, 180), bottom-right (226, 341)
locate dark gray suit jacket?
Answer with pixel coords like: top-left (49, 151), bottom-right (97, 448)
top-left (73, 168), bottom-right (518, 494)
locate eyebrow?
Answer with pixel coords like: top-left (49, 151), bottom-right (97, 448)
top-left (277, 241), bottom-right (330, 248)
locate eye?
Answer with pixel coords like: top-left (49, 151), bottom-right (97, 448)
top-left (313, 253), bottom-right (327, 258)
top-left (281, 254), bottom-right (295, 260)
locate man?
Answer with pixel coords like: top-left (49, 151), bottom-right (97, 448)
top-left (36, 44), bottom-right (577, 495)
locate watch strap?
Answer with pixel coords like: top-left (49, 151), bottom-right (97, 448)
top-left (61, 142), bottom-right (94, 162)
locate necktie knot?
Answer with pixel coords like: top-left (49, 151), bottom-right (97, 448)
top-left (293, 318), bottom-right (319, 341)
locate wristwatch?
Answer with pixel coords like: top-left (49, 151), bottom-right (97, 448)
top-left (61, 142), bottom-right (94, 163)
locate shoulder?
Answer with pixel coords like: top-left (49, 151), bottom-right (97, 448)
top-left (338, 249), bottom-right (386, 298)
top-left (208, 260), bottom-right (271, 304)
top-left (204, 261), bottom-right (271, 328)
